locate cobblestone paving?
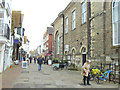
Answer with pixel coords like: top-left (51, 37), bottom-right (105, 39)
top-left (12, 63), bottom-right (119, 88)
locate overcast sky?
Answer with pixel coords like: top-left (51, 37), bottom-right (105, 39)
top-left (12, 0), bottom-right (71, 51)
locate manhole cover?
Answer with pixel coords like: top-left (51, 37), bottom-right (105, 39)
top-left (21, 71), bottom-right (29, 73)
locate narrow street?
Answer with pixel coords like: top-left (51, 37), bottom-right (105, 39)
top-left (2, 61), bottom-right (118, 88)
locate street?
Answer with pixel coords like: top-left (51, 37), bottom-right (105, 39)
top-left (2, 61), bottom-right (119, 88)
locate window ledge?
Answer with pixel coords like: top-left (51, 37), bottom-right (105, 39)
top-left (72, 28), bottom-right (76, 31)
top-left (81, 22), bottom-right (86, 26)
top-left (111, 45), bottom-right (120, 49)
top-left (65, 32), bottom-right (68, 35)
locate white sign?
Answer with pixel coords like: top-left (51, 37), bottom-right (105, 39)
top-left (65, 45), bottom-right (69, 51)
top-left (22, 61), bottom-right (28, 69)
top-left (67, 55), bottom-right (71, 60)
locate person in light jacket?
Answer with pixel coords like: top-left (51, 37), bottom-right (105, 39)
top-left (82, 60), bottom-right (91, 85)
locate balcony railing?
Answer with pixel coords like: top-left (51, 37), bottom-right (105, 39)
top-left (0, 21), bottom-right (10, 40)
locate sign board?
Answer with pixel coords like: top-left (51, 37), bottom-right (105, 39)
top-left (65, 45), bottom-right (69, 51)
top-left (67, 55), bottom-right (71, 60)
top-left (22, 61), bottom-right (28, 68)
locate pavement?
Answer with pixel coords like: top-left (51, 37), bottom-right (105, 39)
top-left (2, 61), bottom-right (119, 88)
top-left (2, 62), bottom-right (22, 88)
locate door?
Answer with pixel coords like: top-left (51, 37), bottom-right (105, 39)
top-left (82, 54), bottom-right (86, 66)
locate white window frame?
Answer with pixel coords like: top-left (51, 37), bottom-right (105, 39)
top-left (82, 1), bottom-right (86, 24)
top-left (72, 10), bottom-right (76, 30)
top-left (112, 0), bottom-right (120, 46)
top-left (57, 34), bottom-right (59, 54)
top-left (65, 17), bottom-right (68, 33)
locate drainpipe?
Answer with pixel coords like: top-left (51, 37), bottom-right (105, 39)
top-left (103, 0), bottom-right (106, 64)
top-left (62, 13), bottom-right (65, 69)
top-left (118, 47), bottom-right (120, 85)
top-left (87, 0), bottom-right (91, 59)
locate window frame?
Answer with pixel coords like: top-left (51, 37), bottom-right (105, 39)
top-left (56, 34), bottom-right (59, 54)
top-left (72, 10), bottom-right (76, 30)
top-left (112, 0), bottom-right (120, 46)
top-left (82, 0), bottom-right (87, 24)
top-left (65, 17), bottom-right (68, 33)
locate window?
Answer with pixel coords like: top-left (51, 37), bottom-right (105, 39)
top-left (82, 1), bottom-right (86, 24)
top-left (65, 17), bottom-right (68, 33)
top-left (17, 28), bottom-right (21, 35)
top-left (72, 10), bottom-right (76, 30)
top-left (56, 34), bottom-right (59, 54)
top-left (112, 0), bottom-right (120, 46)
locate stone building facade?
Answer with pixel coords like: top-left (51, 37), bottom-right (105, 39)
top-left (51, 13), bottom-right (64, 60)
top-left (90, 1), bottom-right (120, 66)
top-left (52, 0), bottom-right (120, 71)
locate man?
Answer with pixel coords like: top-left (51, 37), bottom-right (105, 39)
top-left (82, 60), bottom-right (91, 85)
top-left (37, 57), bottom-right (42, 71)
top-left (29, 56), bottom-right (32, 64)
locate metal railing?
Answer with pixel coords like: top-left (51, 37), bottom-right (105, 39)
top-left (0, 21), bottom-right (10, 40)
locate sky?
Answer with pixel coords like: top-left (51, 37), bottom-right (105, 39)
top-left (12, 0), bottom-right (71, 51)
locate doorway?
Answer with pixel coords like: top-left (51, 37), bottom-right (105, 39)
top-left (82, 54), bottom-right (86, 65)
top-left (82, 47), bottom-right (86, 66)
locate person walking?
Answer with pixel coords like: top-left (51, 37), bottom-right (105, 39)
top-left (34, 57), bottom-right (36, 64)
top-left (29, 56), bottom-right (32, 64)
top-left (82, 60), bottom-right (91, 85)
top-left (37, 57), bottom-right (42, 71)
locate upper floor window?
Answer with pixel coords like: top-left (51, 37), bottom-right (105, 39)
top-left (112, 0), bottom-right (120, 46)
top-left (82, 1), bottom-right (86, 24)
top-left (17, 28), bottom-right (21, 36)
top-left (65, 17), bottom-right (68, 33)
top-left (72, 10), bottom-right (76, 30)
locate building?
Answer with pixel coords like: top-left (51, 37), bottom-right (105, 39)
top-left (0, 0), bottom-right (13, 73)
top-left (22, 36), bottom-right (30, 60)
top-left (12, 11), bottom-right (25, 61)
top-left (52, 0), bottom-right (120, 72)
top-left (51, 12), bottom-right (64, 61)
top-left (43, 27), bottom-right (53, 59)
top-left (52, 2), bottom-right (88, 68)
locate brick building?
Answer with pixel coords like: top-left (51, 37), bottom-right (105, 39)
top-left (43, 27), bottom-right (53, 58)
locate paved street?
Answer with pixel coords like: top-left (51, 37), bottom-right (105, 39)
top-left (2, 61), bottom-right (119, 88)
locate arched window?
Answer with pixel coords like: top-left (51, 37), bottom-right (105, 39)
top-left (55, 32), bottom-right (59, 54)
top-left (112, 0), bottom-right (120, 46)
top-left (72, 49), bottom-right (75, 61)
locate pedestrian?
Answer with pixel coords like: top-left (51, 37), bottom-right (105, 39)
top-left (29, 56), bottom-right (32, 64)
top-left (37, 57), bottom-right (42, 71)
top-left (82, 60), bottom-right (91, 85)
top-left (34, 57), bottom-right (36, 64)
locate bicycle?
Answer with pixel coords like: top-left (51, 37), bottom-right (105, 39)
top-left (94, 70), bottom-right (116, 84)
top-left (89, 67), bottom-right (103, 81)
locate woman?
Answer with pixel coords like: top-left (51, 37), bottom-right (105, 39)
top-left (82, 60), bottom-right (91, 85)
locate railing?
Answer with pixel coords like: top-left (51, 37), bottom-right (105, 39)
top-left (0, 21), bottom-right (10, 40)
top-left (0, 19), bottom-right (4, 36)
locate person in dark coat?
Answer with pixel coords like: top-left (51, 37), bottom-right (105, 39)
top-left (29, 56), bottom-right (32, 63)
top-left (37, 57), bottom-right (42, 71)
top-left (34, 57), bottom-right (36, 64)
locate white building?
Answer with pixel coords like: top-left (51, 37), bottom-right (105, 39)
top-left (0, 0), bottom-right (13, 73)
